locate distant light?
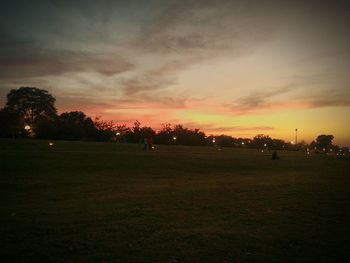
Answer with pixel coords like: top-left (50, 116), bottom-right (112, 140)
top-left (49, 142), bottom-right (54, 147)
top-left (261, 150), bottom-right (264, 153)
top-left (212, 138), bottom-right (216, 143)
top-left (264, 143), bottom-right (267, 147)
top-left (116, 132), bottom-right (120, 136)
top-left (330, 149), bottom-right (333, 152)
top-left (24, 125), bottom-right (31, 130)
top-left (291, 141), bottom-right (294, 145)
top-left (323, 148), bottom-right (326, 152)
top-left (173, 136), bottom-right (177, 140)
top-left (152, 146), bottom-right (155, 150)
top-left (241, 142), bottom-right (244, 145)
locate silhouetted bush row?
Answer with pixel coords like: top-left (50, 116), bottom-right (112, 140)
top-left (1, 87), bottom-right (348, 153)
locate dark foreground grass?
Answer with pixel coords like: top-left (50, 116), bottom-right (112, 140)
top-left (1, 139), bottom-right (349, 262)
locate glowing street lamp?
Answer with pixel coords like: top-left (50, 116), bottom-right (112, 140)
top-left (116, 132), bottom-right (120, 136)
top-left (24, 125), bottom-right (31, 130)
top-left (173, 136), bottom-right (177, 141)
top-left (212, 138), bottom-right (216, 143)
top-left (49, 142), bottom-right (54, 147)
top-left (241, 142), bottom-right (245, 145)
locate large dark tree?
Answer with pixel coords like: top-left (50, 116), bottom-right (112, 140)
top-left (154, 123), bottom-right (174, 144)
top-left (315, 134), bottom-right (334, 150)
top-left (125, 121), bottom-right (156, 143)
top-left (251, 134), bottom-right (272, 149)
top-left (0, 108), bottom-right (23, 137)
top-left (172, 125), bottom-right (207, 146)
top-left (57, 111), bottom-right (98, 140)
top-left (34, 115), bottom-right (58, 139)
top-left (5, 87), bottom-right (56, 125)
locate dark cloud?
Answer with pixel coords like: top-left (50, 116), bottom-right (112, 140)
top-left (308, 98), bottom-right (350, 108)
top-left (132, 0), bottom-right (278, 55)
top-left (306, 91), bottom-right (350, 108)
top-left (121, 78), bottom-right (171, 96)
top-left (0, 47), bottom-right (133, 79)
top-left (226, 82), bottom-right (301, 114)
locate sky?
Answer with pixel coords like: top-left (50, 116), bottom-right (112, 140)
top-left (1, 0), bottom-right (350, 145)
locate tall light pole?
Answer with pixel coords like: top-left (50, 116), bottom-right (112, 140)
top-left (295, 128), bottom-right (298, 145)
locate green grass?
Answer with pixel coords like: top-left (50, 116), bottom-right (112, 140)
top-left (1, 139), bottom-right (349, 262)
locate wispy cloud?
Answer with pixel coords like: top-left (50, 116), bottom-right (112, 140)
top-left (178, 121), bottom-right (275, 134)
top-left (121, 0), bottom-right (279, 99)
top-left (0, 48), bottom-right (133, 79)
top-left (225, 82), bottom-right (301, 115)
top-left (225, 74), bottom-right (350, 115)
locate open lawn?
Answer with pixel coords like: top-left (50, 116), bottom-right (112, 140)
top-left (1, 139), bottom-right (349, 262)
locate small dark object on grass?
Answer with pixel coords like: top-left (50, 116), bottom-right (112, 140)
top-left (272, 151), bottom-right (280, 160)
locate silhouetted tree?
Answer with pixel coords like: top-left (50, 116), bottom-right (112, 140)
top-left (93, 116), bottom-right (116, 141)
top-left (154, 123), bottom-right (174, 144)
top-left (211, 135), bottom-right (235, 147)
top-left (125, 121), bottom-right (156, 143)
top-left (315, 134), bottom-right (334, 151)
top-left (140, 126), bottom-right (156, 138)
top-left (5, 87), bottom-right (56, 126)
top-left (57, 111), bottom-right (97, 140)
top-left (251, 134), bottom-right (272, 149)
top-left (115, 124), bottom-right (131, 142)
top-left (34, 115), bottom-right (58, 139)
top-left (172, 125), bottom-right (207, 146)
top-left (270, 139), bottom-right (286, 150)
top-left (0, 108), bottom-right (23, 137)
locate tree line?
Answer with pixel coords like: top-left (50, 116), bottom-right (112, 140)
top-left (0, 87), bottom-right (348, 153)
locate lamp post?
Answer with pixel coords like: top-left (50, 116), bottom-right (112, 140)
top-left (295, 128), bottom-right (298, 145)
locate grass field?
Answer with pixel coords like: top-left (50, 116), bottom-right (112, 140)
top-left (1, 139), bottom-right (349, 262)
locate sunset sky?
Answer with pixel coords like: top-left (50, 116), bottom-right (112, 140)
top-left (1, 0), bottom-right (350, 145)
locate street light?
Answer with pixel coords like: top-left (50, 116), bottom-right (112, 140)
top-left (24, 125), bottom-right (31, 130)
